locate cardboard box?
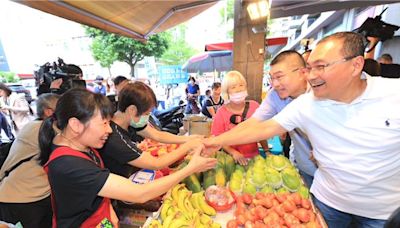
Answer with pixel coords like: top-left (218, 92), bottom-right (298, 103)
top-left (183, 115), bottom-right (212, 136)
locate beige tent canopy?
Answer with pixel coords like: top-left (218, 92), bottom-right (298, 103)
top-left (15, 0), bottom-right (218, 41)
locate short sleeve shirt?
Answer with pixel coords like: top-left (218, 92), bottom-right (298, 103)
top-left (187, 84), bottom-right (200, 95)
top-left (253, 89), bottom-right (316, 176)
top-left (211, 100), bottom-right (260, 158)
top-left (99, 121), bottom-right (142, 178)
top-left (201, 97), bottom-right (224, 118)
top-left (273, 75), bottom-right (400, 219)
top-left (47, 148), bottom-right (110, 228)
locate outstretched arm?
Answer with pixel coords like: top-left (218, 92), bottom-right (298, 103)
top-left (129, 139), bottom-right (203, 170)
top-left (205, 119), bottom-right (286, 148)
top-left (98, 148), bottom-right (217, 203)
top-left (138, 125), bottom-right (203, 144)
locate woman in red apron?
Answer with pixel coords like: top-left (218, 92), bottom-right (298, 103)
top-left (38, 88), bottom-right (217, 228)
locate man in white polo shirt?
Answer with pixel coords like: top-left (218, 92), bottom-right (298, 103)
top-left (205, 31), bottom-right (400, 227)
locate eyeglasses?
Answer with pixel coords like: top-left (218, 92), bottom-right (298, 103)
top-left (268, 67), bottom-right (301, 84)
top-left (305, 55), bottom-right (358, 75)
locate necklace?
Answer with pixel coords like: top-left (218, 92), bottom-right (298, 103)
top-left (59, 133), bottom-right (90, 153)
top-left (58, 133), bottom-right (100, 166)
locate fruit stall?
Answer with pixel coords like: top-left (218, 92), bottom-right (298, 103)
top-left (142, 152), bottom-right (327, 228)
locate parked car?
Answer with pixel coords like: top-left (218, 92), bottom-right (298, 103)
top-left (5, 83), bottom-right (33, 103)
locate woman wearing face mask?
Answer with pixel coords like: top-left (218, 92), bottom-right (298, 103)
top-left (100, 81), bottom-right (206, 178)
top-left (211, 71), bottom-right (267, 165)
top-left (39, 88), bottom-right (216, 227)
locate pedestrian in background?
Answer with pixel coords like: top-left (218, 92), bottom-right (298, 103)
top-left (0, 83), bottom-right (32, 132)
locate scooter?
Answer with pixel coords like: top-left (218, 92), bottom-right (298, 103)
top-left (150, 103), bottom-right (186, 135)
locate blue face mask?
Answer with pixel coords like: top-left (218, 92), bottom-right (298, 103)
top-left (130, 114), bottom-right (150, 128)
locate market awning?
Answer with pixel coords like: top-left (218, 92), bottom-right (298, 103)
top-left (270, 0), bottom-right (400, 19)
top-left (205, 37), bottom-right (288, 51)
top-left (14, 0), bottom-right (218, 41)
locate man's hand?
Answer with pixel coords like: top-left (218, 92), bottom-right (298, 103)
top-left (50, 78), bottom-right (63, 89)
top-left (202, 137), bottom-right (221, 157)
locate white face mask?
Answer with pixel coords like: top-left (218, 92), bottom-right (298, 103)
top-left (229, 91), bottom-right (248, 103)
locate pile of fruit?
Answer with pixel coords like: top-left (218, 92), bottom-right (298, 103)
top-left (137, 139), bottom-right (179, 157)
top-left (147, 184), bottom-right (221, 228)
top-left (227, 192), bottom-right (322, 228)
top-left (229, 155), bottom-right (309, 196)
top-left (174, 151), bottom-right (236, 193)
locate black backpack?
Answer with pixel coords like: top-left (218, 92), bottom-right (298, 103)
top-left (0, 141), bottom-right (14, 169)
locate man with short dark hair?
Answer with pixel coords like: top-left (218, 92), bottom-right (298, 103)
top-left (216, 50), bottom-right (315, 186)
top-left (113, 75), bottom-right (129, 95)
top-left (378, 53), bottom-right (393, 64)
top-left (107, 76), bottom-right (129, 112)
top-left (206, 32), bottom-right (400, 227)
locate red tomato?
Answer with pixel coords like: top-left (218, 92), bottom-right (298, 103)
top-left (242, 193), bottom-right (253, 205)
top-left (254, 205), bottom-right (268, 219)
top-left (276, 193), bottom-right (288, 203)
top-left (236, 214), bottom-right (246, 226)
top-left (296, 208), bottom-right (311, 223)
top-left (291, 192), bottom-right (302, 206)
top-left (282, 200), bottom-right (296, 213)
top-left (227, 220), bottom-right (239, 228)
top-left (301, 199), bottom-right (311, 209)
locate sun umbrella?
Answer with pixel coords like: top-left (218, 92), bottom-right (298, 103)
top-left (182, 50), bottom-right (232, 73)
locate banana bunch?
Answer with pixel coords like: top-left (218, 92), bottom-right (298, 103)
top-left (150, 183), bottom-right (221, 228)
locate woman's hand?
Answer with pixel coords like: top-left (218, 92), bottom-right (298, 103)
top-left (232, 151), bottom-right (248, 166)
top-left (202, 137), bottom-right (222, 157)
top-left (181, 138), bottom-right (203, 154)
top-left (185, 134), bottom-right (205, 141)
top-left (186, 146), bottom-right (217, 173)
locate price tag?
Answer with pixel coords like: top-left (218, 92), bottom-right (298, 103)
top-left (129, 169), bottom-right (155, 184)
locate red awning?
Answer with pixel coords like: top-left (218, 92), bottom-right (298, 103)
top-left (205, 37), bottom-right (288, 51)
top-left (17, 73), bottom-right (34, 79)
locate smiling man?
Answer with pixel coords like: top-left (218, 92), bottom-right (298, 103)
top-left (222, 50), bottom-right (316, 187)
top-left (205, 32), bottom-right (400, 227)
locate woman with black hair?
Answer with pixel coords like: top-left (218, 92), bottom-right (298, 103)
top-left (39, 88), bottom-right (217, 227)
top-left (0, 83), bottom-right (31, 132)
top-left (100, 81), bottom-right (207, 178)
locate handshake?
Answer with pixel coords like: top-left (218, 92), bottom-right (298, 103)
top-left (181, 135), bottom-right (222, 158)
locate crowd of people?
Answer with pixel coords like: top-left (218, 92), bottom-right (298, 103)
top-left (0, 31), bottom-right (399, 228)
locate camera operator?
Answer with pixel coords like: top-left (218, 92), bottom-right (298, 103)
top-left (36, 58), bottom-right (86, 96)
top-left (356, 9), bottom-right (400, 78)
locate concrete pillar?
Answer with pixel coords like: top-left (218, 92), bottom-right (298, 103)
top-left (233, 0), bottom-right (267, 103)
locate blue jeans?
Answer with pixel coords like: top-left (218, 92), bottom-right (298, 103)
top-left (313, 196), bottom-right (386, 228)
top-left (298, 169), bottom-right (314, 188)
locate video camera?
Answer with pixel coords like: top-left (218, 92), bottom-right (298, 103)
top-left (34, 58), bottom-right (86, 94)
top-left (354, 8), bottom-right (400, 52)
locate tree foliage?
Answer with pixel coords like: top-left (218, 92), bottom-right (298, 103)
top-left (85, 27), bottom-right (169, 77)
top-left (219, 0), bottom-right (235, 39)
top-left (0, 71), bottom-right (19, 83)
top-left (159, 25), bottom-right (198, 65)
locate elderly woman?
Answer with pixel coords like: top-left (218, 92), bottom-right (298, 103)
top-left (0, 83), bottom-right (32, 131)
top-left (0, 93), bottom-right (60, 227)
top-left (211, 71), bottom-right (268, 165)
